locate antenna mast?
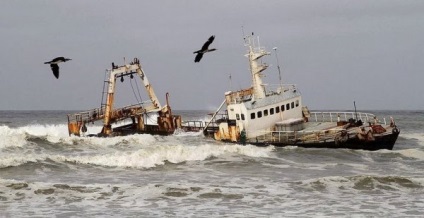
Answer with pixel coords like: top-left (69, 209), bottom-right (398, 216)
top-left (245, 33), bottom-right (269, 99)
top-left (273, 47), bottom-right (283, 89)
top-left (354, 101), bottom-right (358, 121)
top-left (229, 73), bottom-right (233, 91)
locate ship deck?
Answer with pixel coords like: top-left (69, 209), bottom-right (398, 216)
top-left (302, 121), bottom-right (342, 132)
top-left (247, 120), bottom-right (397, 146)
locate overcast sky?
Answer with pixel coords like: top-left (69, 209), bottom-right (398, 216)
top-left (1, 0), bottom-right (423, 111)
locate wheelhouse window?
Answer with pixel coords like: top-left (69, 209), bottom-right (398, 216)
top-left (296, 100), bottom-right (299, 107)
top-left (264, 109), bottom-right (268, 116)
top-left (286, 103), bottom-right (290, 110)
top-left (291, 102), bottom-right (295, 109)
top-left (241, 114), bottom-right (245, 120)
top-left (236, 114), bottom-right (240, 120)
top-left (251, 113), bottom-right (255, 119)
top-left (276, 106), bottom-right (280, 113)
top-left (270, 108), bottom-right (274, 115)
top-left (258, 111), bottom-right (262, 118)
top-left (281, 105), bottom-right (285, 111)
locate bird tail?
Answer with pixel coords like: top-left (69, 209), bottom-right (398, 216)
top-left (44, 62), bottom-right (50, 64)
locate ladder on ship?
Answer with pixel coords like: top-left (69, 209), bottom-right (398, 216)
top-left (100, 69), bottom-right (111, 116)
top-left (66, 69), bottom-right (112, 136)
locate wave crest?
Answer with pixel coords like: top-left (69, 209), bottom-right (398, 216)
top-left (0, 124), bottom-right (160, 149)
top-left (51, 144), bottom-right (275, 169)
top-left (0, 142), bottom-right (275, 169)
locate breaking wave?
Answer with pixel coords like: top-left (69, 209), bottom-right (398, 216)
top-left (0, 144), bottom-right (274, 169)
top-left (51, 144), bottom-right (274, 169)
top-left (0, 124), bottom-right (160, 149)
top-left (0, 123), bottom-right (275, 169)
top-left (0, 124), bottom-right (72, 148)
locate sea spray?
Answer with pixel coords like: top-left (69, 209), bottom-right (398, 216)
top-left (0, 125), bottom-right (28, 148)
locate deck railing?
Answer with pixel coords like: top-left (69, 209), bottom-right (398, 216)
top-left (309, 111), bottom-right (386, 125)
top-left (249, 128), bottom-right (348, 144)
top-left (247, 111), bottom-right (392, 144)
top-left (67, 103), bottom-right (146, 124)
top-left (265, 84), bottom-right (297, 93)
top-left (182, 120), bottom-right (205, 128)
top-left (67, 106), bottom-right (106, 124)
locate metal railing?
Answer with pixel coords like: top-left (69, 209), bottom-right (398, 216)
top-left (67, 106), bottom-right (106, 124)
top-left (246, 111), bottom-right (392, 144)
top-left (249, 128), bottom-right (349, 144)
top-left (309, 111), bottom-right (386, 125)
top-left (182, 120), bottom-right (205, 128)
top-left (67, 103), bottom-right (147, 124)
top-left (265, 84), bottom-right (297, 93)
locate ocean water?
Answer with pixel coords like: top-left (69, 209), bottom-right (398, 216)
top-left (0, 110), bottom-right (423, 217)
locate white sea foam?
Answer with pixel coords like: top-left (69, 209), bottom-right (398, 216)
top-left (0, 125), bottom-right (28, 148)
top-left (0, 123), bottom-right (160, 149)
top-left (50, 143), bottom-right (274, 169)
top-left (0, 153), bottom-right (47, 168)
top-left (0, 122), bottom-right (276, 169)
top-left (173, 129), bottom-right (203, 137)
top-left (1, 172), bottom-right (422, 217)
top-left (0, 124), bottom-right (71, 148)
top-left (61, 133), bottom-right (158, 148)
top-left (1, 141), bottom-right (274, 169)
top-left (2, 173), bottom-right (421, 217)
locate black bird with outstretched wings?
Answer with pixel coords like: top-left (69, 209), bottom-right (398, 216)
top-left (44, 57), bottom-right (72, 79)
top-left (193, 35), bottom-right (216, 62)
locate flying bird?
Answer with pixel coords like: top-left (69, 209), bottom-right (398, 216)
top-left (44, 57), bottom-right (72, 79)
top-left (193, 35), bottom-right (216, 62)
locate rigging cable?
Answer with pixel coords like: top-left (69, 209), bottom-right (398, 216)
top-left (133, 75), bottom-right (144, 104)
top-left (129, 77), bottom-right (142, 104)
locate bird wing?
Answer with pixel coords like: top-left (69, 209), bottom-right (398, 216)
top-left (194, 53), bottom-right (204, 62)
top-left (50, 64), bottom-right (60, 79)
top-left (52, 57), bottom-right (65, 62)
top-left (201, 35), bottom-right (215, 51)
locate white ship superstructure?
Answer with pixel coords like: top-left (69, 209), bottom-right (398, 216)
top-left (210, 35), bottom-right (304, 141)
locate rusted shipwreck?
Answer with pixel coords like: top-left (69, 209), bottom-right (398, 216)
top-left (202, 34), bottom-right (400, 150)
top-left (67, 58), bottom-right (202, 137)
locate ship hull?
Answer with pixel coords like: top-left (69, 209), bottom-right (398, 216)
top-left (244, 130), bottom-right (400, 151)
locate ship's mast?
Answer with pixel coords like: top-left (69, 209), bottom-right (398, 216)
top-left (245, 34), bottom-right (270, 100)
top-left (102, 59), bottom-right (161, 135)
